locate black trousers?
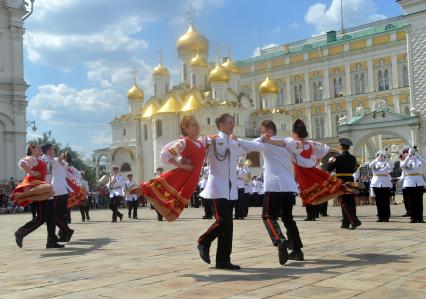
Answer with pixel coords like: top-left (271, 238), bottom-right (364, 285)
top-left (79, 204), bottom-right (90, 220)
top-left (402, 188), bottom-right (411, 216)
top-left (127, 200), bottom-right (138, 218)
top-left (406, 186), bottom-right (424, 221)
top-left (198, 198), bottom-right (234, 264)
top-left (30, 202), bottom-right (37, 219)
top-left (319, 202), bottom-right (328, 216)
top-left (56, 194), bottom-right (72, 237)
top-left (305, 205), bottom-right (317, 219)
top-left (235, 188), bottom-right (246, 219)
top-left (340, 193), bottom-right (359, 226)
top-left (109, 196), bottom-right (123, 221)
top-left (373, 187), bottom-right (391, 221)
top-left (15, 200), bottom-right (56, 243)
top-left (263, 192), bottom-right (303, 250)
top-left (202, 197), bottom-right (212, 218)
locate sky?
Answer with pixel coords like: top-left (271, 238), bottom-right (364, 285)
top-left (24, 0), bottom-right (403, 158)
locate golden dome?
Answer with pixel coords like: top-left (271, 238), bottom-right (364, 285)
top-left (176, 24), bottom-right (209, 55)
top-left (190, 53), bottom-right (208, 68)
top-left (259, 75), bottom-right (278, 95)
top-left (153, 63), bottom-right (170, 77)
top-left (181, 95), bottom-right (202, 112)
top-left (157, 96), bottom-right (181, 114)
top-left (127, 84), bottom-right (144, 100)
top-left (209, 63), bottom-right (229, 83)
top-left (142, 103), bottom-right (158, 118)
top-left (222, 58), bottom-right (240, 74)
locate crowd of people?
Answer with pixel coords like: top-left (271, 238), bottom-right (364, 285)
top-left (6, 113), bottom-right (425, 272)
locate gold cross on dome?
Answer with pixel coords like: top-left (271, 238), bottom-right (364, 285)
top-left (130, 66), bottom-right (138, 85)
top-left (187, 4), bottom-right (195, 24)
top-left (157, 48), bottom-right (164, 64)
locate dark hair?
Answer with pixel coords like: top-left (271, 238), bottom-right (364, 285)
top-left (341, 144), bottom-right (350, 151)
top-left (292, 119), bottom-right (308, 139)
top-left (260, 120), bottom-right (277, 135)
top-left (156, 167), bottom-right (164, 173)
top-left (27, 142), bottom-right (36, 156)
top-left (41, 143), bottom-right (53, 154)
top-left (64, 152), bottom-right (72, 164)
top-left (215, 113), bottom-right (234, 130)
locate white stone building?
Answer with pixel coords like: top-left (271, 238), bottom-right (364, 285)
top-left (0, 0), bottom-right (30, 182)
top-left (95, 1), bottom-right (426, 181)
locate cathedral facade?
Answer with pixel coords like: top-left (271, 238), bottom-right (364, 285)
top-left (95, 0), bottom-right (426, 182)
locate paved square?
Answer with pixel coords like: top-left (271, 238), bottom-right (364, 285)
top-left (1, 199), bottom-right (426, 299)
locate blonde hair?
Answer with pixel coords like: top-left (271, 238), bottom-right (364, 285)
top-left (180, 115), bottom-right (198, 136)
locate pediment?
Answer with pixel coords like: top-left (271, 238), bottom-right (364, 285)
top-left (350, 111), bottom-right (412, 126)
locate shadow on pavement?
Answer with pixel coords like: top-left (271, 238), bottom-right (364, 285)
top-left (40, 237), bottom-right (114, 258)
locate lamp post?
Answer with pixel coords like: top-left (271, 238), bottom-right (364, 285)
top-left (26, 120), bottom-right (37, 132)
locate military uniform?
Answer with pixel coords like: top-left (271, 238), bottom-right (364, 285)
top-left (326, 138), bottom-right (361, 229)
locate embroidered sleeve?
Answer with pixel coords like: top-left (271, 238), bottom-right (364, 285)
top-left (18, 157), bottom-right (31, 171)
top-left (311, 141), bottom-right (330, 159)
top-left (160, 139), bottom-right (186, 164)
top-left (285, 138), bottom-right (303, 155)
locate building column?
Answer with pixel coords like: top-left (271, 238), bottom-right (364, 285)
top-left (251, 82), bottom-right (258, 109)
top-left (391, 54), bottom-right (399, 89)
top-left (367, 57), bottom-right (375, 92)
top-left (306, 105), bottom-right (312, 137)
top-left (347, 99), bottom-right (353, 120)
top-left (393, 94), bottom-right (401, 113)
top-left (304, 72), bottom-right (310, 102)
top-left (323, 67), bottom-right (330, 99)
top-left (325, 102), bottom-right (332, 137)
top-left (286, 76), bottom-right (291, 104)
top-left (345, 63), bottom-right (352, 95)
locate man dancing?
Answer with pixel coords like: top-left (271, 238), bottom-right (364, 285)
top-left (106, 166), bottom-right (125, 222)
top-left (238, 120), bottom-right (304, 264)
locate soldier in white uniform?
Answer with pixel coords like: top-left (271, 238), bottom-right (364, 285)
top-left (369, 151), bottom-right (393, 222)
top-left (124, 173), bottom-right (139, 219)
top-left (106, 166), bottom-right (125, 222)
top-left (197, 113), bottom-right (254, 270)
top-left (238, 120), bottom-right (304, 264)
top-left (235, 160), bottom-right (250, 220)
top-left (400, 147), bottom-right (425, 223)
top-left (199, 164), bottom-right (212, 219)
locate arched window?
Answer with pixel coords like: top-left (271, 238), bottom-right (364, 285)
top-left (320, 117), bottom-right (325, 138)
top-left (384, 69), bottom-right (389, 90)
top-left (298, 84), bottom-right (303, 103)
top-left (378, 70), bottom-right (384, 91)
top-left (334, 78), bottom-right (339, 97)
top-left (143, 124), bottom-right (148, 140)
top-left (360, 73), bottom-right (365, 94)
top-left (294, 85), bottom-right (299, 103)
top-left (191, 74), bottom-right (196, 87)
top-left (155, 119), bottom-right (162, 137)
top-left (318, 81), bottom-right (323, 100)
top-left (120, 163), bottom-right (131, 172)
top-left (402, 65), bottom-right (409, 87)
top-left (313, 81), bottom-right (318, 101)
top-left (279, 87), bottom-right (285, 105)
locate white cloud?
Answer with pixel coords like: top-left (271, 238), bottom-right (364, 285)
top-left (288, 22), bottom-right (300, 29)
top-left (305, 0), bottom-right (386, 34)
top-left (252, 43), bottom-right (279, 57)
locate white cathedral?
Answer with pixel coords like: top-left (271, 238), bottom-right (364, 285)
top-left (94, 0), bottom-right (426, 183)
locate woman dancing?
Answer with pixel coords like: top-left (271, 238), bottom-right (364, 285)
top-left (132, 115), bottom-right (206, 221)
top-left (262, 119), bottom-right (363, 206)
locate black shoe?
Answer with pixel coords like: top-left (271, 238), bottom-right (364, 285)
top-left (349, 221), bottom-right (362, 230)
top-left (418, 219), bottom-right (425, 223)
top-left (402, 213), bottom-right (410, 217)
top-left (46, 242), bottom-right (65, 249)
top-left (289, 250), bottom-right (304, 261)
top-left (66, 229), bottom-right (74, 242)
top-left (278, 239), bottom-right (289, 265)
top-left (111, 220), bottom-right (117, 223)
top-left (82, 218), bottom-right (85, 222)
top-left (15, 232), bottom-right (23, 248)
top-left (158, 218), bottom-right (163, 221)
top-left (133, 216), bottom-right (139, 219)
top-left (304, 217), bottom-right (316, 221)
top-left (216, 262), bottom-right (241, 270)
top-left (87, 216), bottom-right (90, 220)
top-left (57, 235), bottom-right (67, 242)
top-left (383, 219), bottom-right (389, 222)
top-left (320, 214), bottom-right (329, 217)
top-left (128, 214), bottom-right (131, 218)
top-left (377, 219), bottom-right (384, 222)
top-left (197, 243), bottom-right (210, 264)
top-left (410, 219), bottom-right (417, 223)
top-left (341, 224), bottom-right (350, 229)
top-left (202, 215), bottom-right (208, 219)
top-left (119, 214), bottom-right (123, 222)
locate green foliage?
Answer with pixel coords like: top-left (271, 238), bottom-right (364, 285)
top-left (29, 131), bottom-right (96, 187)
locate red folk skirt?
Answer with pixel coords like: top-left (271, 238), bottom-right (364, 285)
top-left (294, 164), bottom-right (346, 205)
top-left (66, 179), bottom-right (87, 208)
top-left (11, 177), bottom-right (50, 207)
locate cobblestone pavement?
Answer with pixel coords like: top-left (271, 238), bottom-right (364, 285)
top-left (1, 198), bottom-right (425, 299)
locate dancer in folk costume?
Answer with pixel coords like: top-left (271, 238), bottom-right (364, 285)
top-left (131, 115), bottom-right (206, 222)
top-left (262, 119), bottom-right (363, 206)
top-left (64, 152), bottom-right (87, 210)
top-left (13, 143), bottom-right (58, 248)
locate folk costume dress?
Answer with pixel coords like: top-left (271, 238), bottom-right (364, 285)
top-left (11, 156), bottom-right (54, 207)
top-left (141, 137), bottom-right (206, 222)
top-left (66, 165), bottom-right (87, 208)
top-left (287, 139), bottom-right (346, 205)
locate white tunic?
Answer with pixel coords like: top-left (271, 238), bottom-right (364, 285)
top-left (236, 165), bottom-right (250, 189)
top-left (285, 139), bottom-right (330, 168)
top-left (199, 131), bottom-right (252, 200)
top-left (369, 158), bottom-right (393, 188)
top-left (41, 155), bottom-right (70, 196)
top-left (400, 151), bottom-right (425, 187)
top-left (239, 137), bottom-right (298, 193)
top-left (198, 165), bottom-right (208, 189)
top-left (124, 179), bottom-right (138, 201)
top-left (107, 175), bottom-right (125, 197)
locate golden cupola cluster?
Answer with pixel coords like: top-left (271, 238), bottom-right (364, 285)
top-left (190, 53), bottom-right (208, 68)
top-left (127, 84), bottom-right (144, 100)
top-left (259, 75), bottom-right (278, 95)
top-left (157, 96), bottom-right (181, 114)
top-left (209, 62), bottom-right (229, 83)
top-left (176, 23), bottom-right (209, 55)
top-left (222, 57), bottom-right (240, 74)
top-left (153, 63), bottom-right (170, 77)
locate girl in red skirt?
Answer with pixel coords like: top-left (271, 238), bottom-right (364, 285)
top-left (132, 115), bottom-right (206, 221)
top-left (263, 119), bottom-right (359, 205)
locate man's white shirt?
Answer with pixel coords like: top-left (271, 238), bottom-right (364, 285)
top-left (41, 154), bottom-right (70, 196)
top-left (107, 175), bottom-right (125, 197)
